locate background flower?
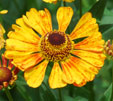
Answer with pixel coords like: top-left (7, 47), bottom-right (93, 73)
top-left (0, 10), bottom-right (8, 49)
top-left (43, 0), bottom-right (74, 4)
top-left (0, 54), bottom-right (19, 90)
top-left (0, 24), bottom-right (5, 49)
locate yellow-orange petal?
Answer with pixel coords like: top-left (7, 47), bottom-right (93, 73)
top-left (57, 7), bottom-right (73, 32)
top-left (74, 32), bottom-right (105, 52)
top-left (6, 39), bottom-right (39, 52)
top-left (5, 51), bottom-right (32, 59)
top-left (43, 0), bottom-right (57, 3)
top-left (68, 56), bottom-right (97, 82)
top-left (12, 53), bottom-right (43, 71)
top-left (63, 0), bottom-right (74, 2)
top-left (70, 12), bottom-right (98, 40)
top-left (0, 61), bottom-right (1, 67)
top-left (8, 18), bottom-right (40, 44)
top-left (23, 8), bottom-right (52, 36)
top-left (0, 37), bottom-right (5, 49)
top-left (49, 62), bottom-right (67, 89)
top-left (61, 60), bottom-right (84, 84)
top-left (73, 80), bottom-right (86, 87)
top-left (72, 50), bottom-right (106, 68)
top-left (24, 60), bottom-right (48, 88)
top-left (0, 10), bottom-right (8, 14)
top-left (0, 24), bottom-right (5, 34)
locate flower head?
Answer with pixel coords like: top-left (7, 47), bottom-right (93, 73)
top-left (5, 7), bottom-right (105, 89)
top-left (0, 54), bottom-right (19, 90)
top-left (104, 40), bottom-right (113, 58)
top-left (43, 0), bottom-right (74, 3)
top-left (0, 10), bottom-right (8, 49)
top-left (0, 24), bottom-right (5, 49)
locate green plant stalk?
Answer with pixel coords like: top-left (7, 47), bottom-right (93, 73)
top-left (88, 81), bottom-right (95, 101)
top-left (58, 88), bottom-right (62, 101)
top-left (5, 88), bottom-right (13, 101)
top-left (61, 0), bottom-right (64, 7)
top-left (80, 0), bottom-right (82, 17)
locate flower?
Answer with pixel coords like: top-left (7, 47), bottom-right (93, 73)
top-left (0, 54), bottom-right (19, 90)
top-left (0, 10), bottom-right (8, 49)
top-left (0, 24), bottom-right (5, 49)
top-left (104, 40), bottom-right (113, 57)
top-left (5, 7), bottom-right (105, 89)
top-left (43, 0), bottom-right (74, 3)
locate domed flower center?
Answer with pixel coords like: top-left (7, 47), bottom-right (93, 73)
top-left (48, 32), bottom-right (65, 45)
top-left (40, 31), bottom-right (73, 62)
top-left (0, 67), bottom-right (12, 84)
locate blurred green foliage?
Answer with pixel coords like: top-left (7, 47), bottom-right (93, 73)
top-left (0, 0), bottom-right (113, 101)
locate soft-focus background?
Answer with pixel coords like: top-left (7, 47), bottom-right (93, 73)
top-left (0, 0), bottom-right (113, 101)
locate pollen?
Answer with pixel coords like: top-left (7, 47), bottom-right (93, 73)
top-left (40, 31), bottom-right (73, 62)
top-left (0, 67), bottom-right (12, 85)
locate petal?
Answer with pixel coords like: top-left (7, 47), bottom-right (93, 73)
top-left (70, 12), bottom-right (98, 40)
top-left (74, 32), bottom-right (105, 52)
top-left (12, 67), bottom-right (19, 75)
top-left (24, 60), bottom-right (48, 88)
top-left (43, 0), bottom-right (57, 3)
top-left (12, 53), bottom-right (43, 71)
top-left (0, 10), bottom-right (8, 14)
top-left (5, 50), bottom-right (32, 59)
top-left (0, 60), bottom-right (1, 67)
top-left (6, 39), bottom-right (39, 52)
top-left (61, 60), bottom-right (84, 84)
top-left (49, 62), bottom-right (67, 89)
top-left (8, 60), bottom-right (14, 70)
top-left (23, 8), bottom-right (52, 36)
top-left (68, 56), bottom-right (98, 82)
top-left (73, 80), bottom-right (86, 87)
top-left (0, 24), bottom-right (5, 34)
top-left (2, 55), bottom-right (7, 67)
top-left (63, 0), bottom-right (74, 2)
top-left (57, 7), bottom-right (73, 32)
top-left (8, 18), bottom-right (40, 44)
top-left (72, 50), bottom-right (106, 68)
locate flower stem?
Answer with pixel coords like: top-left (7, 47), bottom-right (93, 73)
top-left (5, 88), bottom-right (13, 101)
top-left (58, 88), bottom-right (62, 101)
top-left (88, 81), bottom-right (95, 101)
top-left (61, 0), bottom-right (64, 7)
top-left (80, 0), bottom-right (82, 17)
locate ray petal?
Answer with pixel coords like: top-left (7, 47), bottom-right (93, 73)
top-left (24, 60), bottom-right (48, 88)
top-left (57, 7), bottom-right (73, 32)
top-left (49, 62), bottom-right (67, 89)
top-left (70, 12), bottom-right (98, 40)
top-left (23, 8), bottom-right (52, 36)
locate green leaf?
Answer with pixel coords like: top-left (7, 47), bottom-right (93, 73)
top-left (15, 85), bottom-right (32, 101)
top-left (99, 24), bottom-right (113, 34)
top-left (89, 0), bottom-right (107, 20)
top-left (74, 96), bottom-right (88, 101)
top-left (104, 84), bottom-right (112, 101)
top-left (64, 95), bottom-right (74, 101)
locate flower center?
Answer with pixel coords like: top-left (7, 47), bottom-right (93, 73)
top-left (48, 32), bottom-right (65, 45)
top-left (40, 31), bottom-right (73, 62)
top-left (0, 67), bottom-right (12, 84)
